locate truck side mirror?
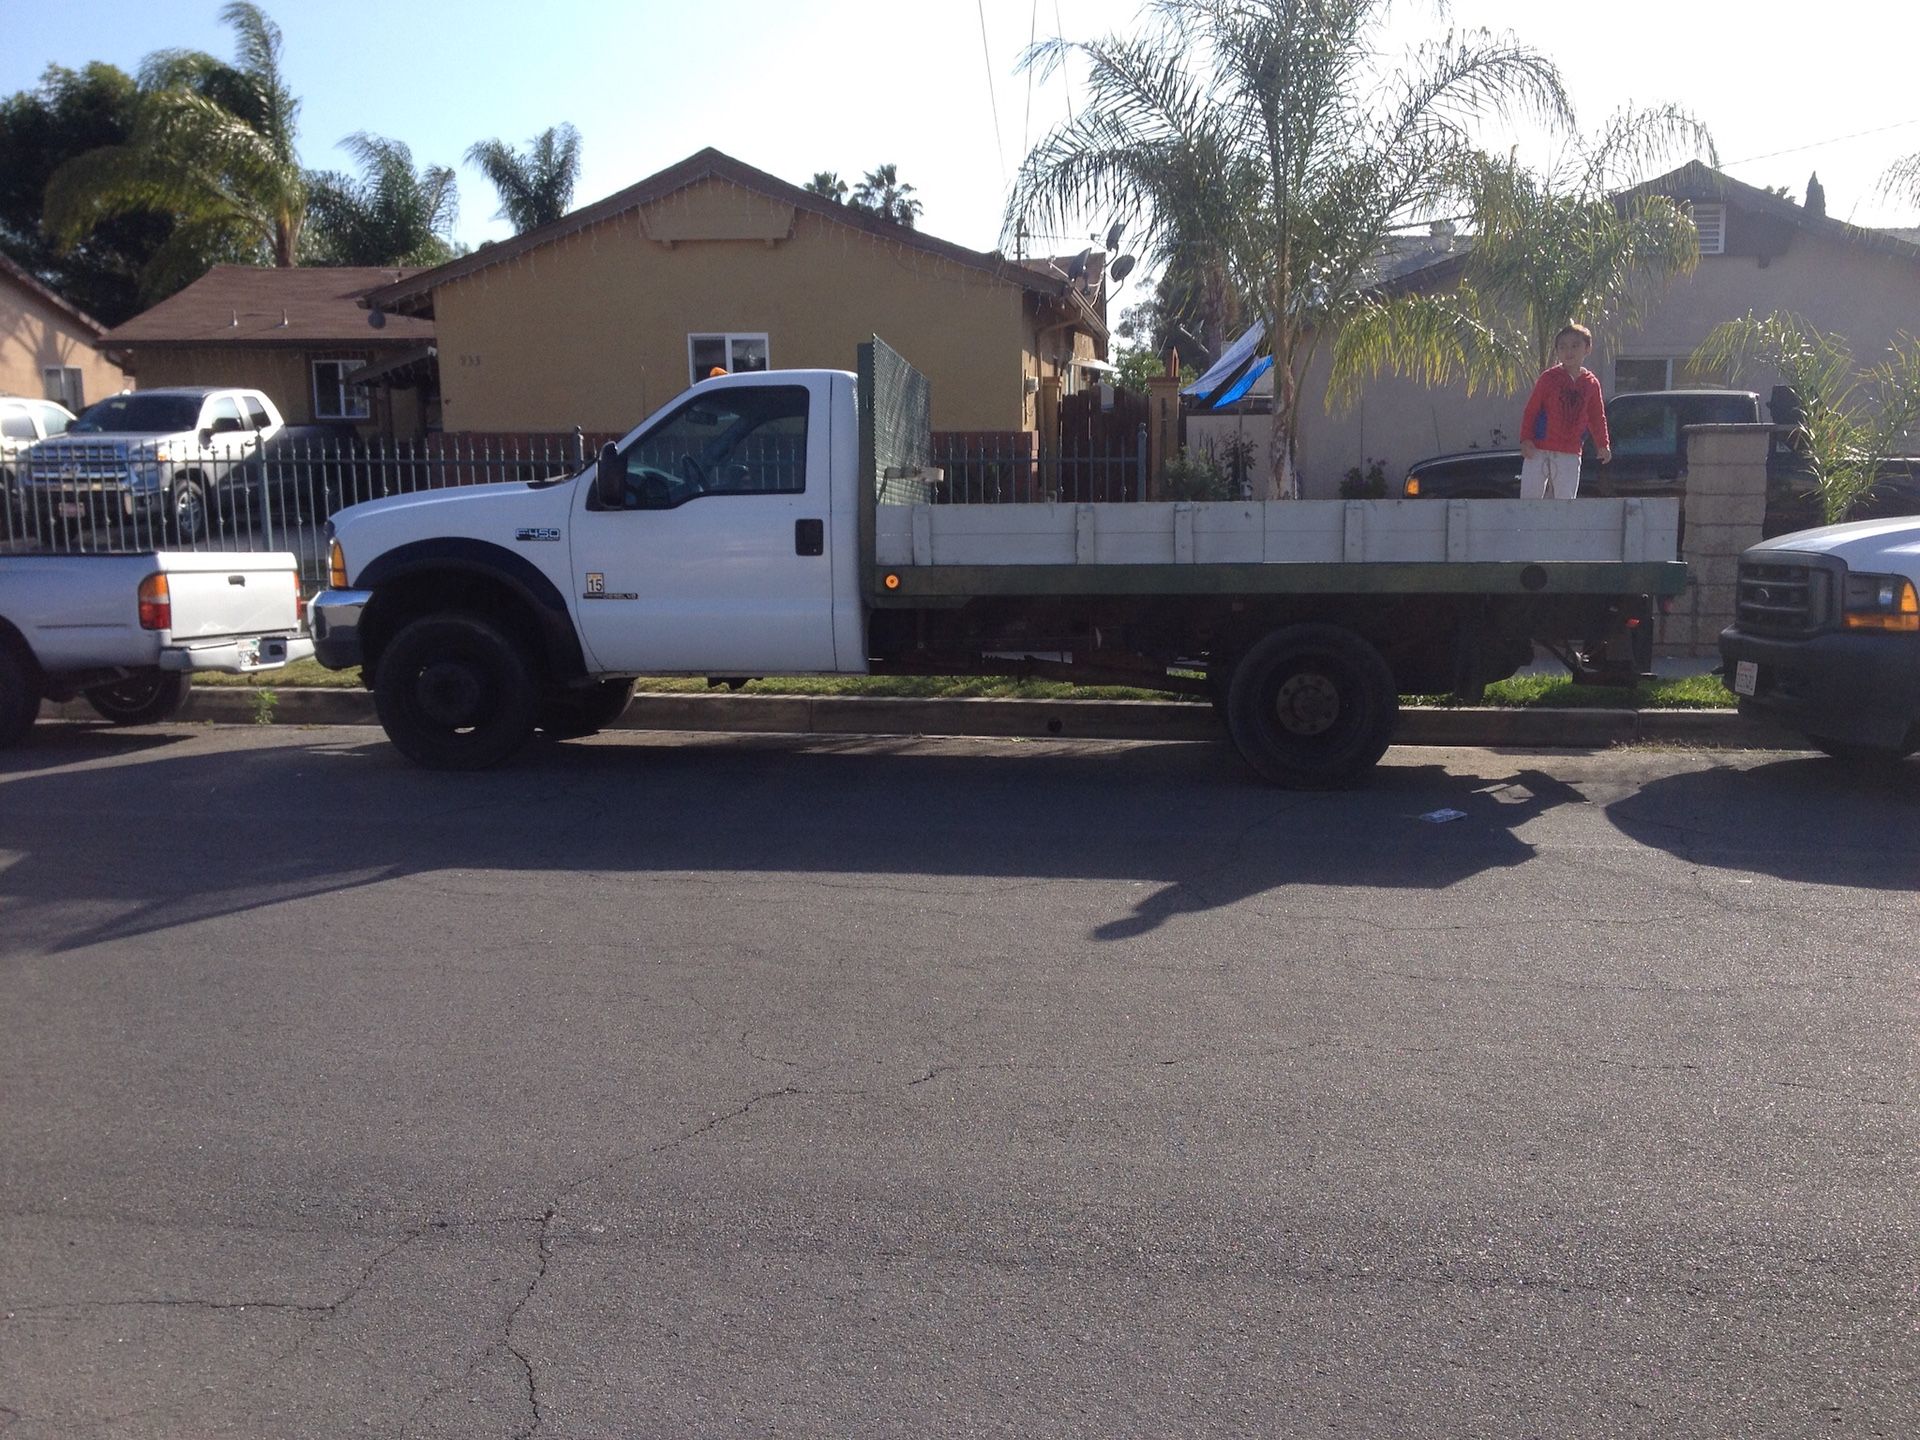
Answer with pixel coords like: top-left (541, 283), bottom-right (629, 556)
top-left (594, 442), bottom-right (623, 509)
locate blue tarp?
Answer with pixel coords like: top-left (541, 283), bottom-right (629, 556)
top-left (1181, 320), bottom-right (1266, 400)
top-left (1210, 355), bottom-right (1273, 409)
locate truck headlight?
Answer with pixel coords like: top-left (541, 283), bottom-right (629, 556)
top-left (1842, 572), bottom-right (1920, 631)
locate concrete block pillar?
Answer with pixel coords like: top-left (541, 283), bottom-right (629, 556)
top-left (1655, 424), bottom-right (1772, 658)
top-left (1145, 370), bottom-right (1183, 501)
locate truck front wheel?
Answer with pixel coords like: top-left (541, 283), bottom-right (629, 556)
top-left (1225, 624), bottom-right (1399, 788)
top-left (84, 670), bottom-right (189, 725)
top-left (535, 679), bottom-right (634, 740)
top-left (374, 613), bottom-right (538, 770)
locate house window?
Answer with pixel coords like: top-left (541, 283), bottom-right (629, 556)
top-left (313, 358), bottom-right (370, 420)
top-left (1690, 202), bottom-right (1726, 255)
top-left (43, 367), bottom-right (83, 411)
top-left (688, 333), bottom-right (769, 385)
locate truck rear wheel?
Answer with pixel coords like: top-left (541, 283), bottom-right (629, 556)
top-left (1225, 624), bottom-right (1399, 788)
top-left (374, 613), bottom-right (538, 770)
top-left (535, 679), bottom-right (634, 740)
top-left (84, 670), bottom-right (189, 725)
top-left (0, 642), bottom-right (41, 747)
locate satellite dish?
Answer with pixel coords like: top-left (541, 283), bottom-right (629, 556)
top-left (367, 307), bottom-right (387, 330)
top-left (1110, 254), bottom-right (1136, 283)
top-left (1105, 221), bottom-right (1125, 252)
top-left (1067, 247), bottom-right (1092, 280)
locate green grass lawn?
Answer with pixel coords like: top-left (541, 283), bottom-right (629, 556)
top-left (202, 659), bottom-right (1735, 709)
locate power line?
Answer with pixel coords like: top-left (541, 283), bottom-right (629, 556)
top-left (978, 0), bottom-right (1008, 192)
top-left (1054, 0), bottom-right (1074, 127)
top-left (1023, 0), bottom-right (1038, 159)
top-left (1722, 116), bottom-right (1920, 169)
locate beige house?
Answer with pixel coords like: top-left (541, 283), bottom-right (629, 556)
top-left (0, 253), bottom-right (128, 412)
top-left (99, 265), bottom-right (437, 434)
top-left (361, 148), bottom-right (1107, 438)
top-left (1292, 163), bottom-right (1920, 497)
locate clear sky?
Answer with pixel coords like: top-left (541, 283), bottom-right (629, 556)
top-left (7, 0), bottom-right (1919, 269)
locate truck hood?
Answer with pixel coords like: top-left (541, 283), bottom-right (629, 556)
top-left (331, 477), bottom-right (582, 575)
top-left (1748, 514), bottom-right (1920, 571)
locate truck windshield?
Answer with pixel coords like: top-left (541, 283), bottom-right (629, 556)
top-left (72, 395), bottom-right (204, 434)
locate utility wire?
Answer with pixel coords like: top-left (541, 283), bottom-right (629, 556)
top-left (978, 0), bottom-right (1009, 191)
top-left (1055, 0), bottom-right (1074, 127)
top-left (1023, 0), bottom-right (1037, 159)
top-left (1722, 116), bottom-right (1920, 168)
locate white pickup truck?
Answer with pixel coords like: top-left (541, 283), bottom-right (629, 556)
top-left (0, 550), bottom-right (313, 747)
top-left (1718, 516), bottom-right (1920, 763)
top-left (19, 387), bottom-right (286, 545)
top-left (310, 340), bottom-right (1684, 787)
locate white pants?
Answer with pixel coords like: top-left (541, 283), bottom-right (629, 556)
top-left (1520, 449), bottom-right (1581, 499)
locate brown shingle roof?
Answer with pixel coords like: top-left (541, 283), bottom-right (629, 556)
top-left (361, 148), bottom-right (1104, 340)
top-left (0, 252), bottom-right (109, 339)
top-left (103, 265), bottom-right (436, 347)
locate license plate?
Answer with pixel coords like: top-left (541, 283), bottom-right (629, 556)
top-left (59, 502), bottom-right (83, 518)
top-left (1733, 660), bottom-right (1758, 696)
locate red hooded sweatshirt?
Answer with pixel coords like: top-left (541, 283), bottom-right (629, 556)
top-left (1521, 365), bottom-right (1609, 455)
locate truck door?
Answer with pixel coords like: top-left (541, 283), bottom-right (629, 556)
top-left (568, 377), bottom-right (838, 674)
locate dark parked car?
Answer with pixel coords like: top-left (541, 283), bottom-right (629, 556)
top-left (1400, 388), bottom-right (1920, 537)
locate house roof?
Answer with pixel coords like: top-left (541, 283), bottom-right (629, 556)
top-left (1623, 161), bottom-right (1920, 264)
top-left (1378, 161), bottom-right (1920, 297)
top-left (0, 251), bottom-right (109, 339)
top-left (102, 265), bottom-right (437, 348)
top-left (360, 147), bottom-right (1105, 340)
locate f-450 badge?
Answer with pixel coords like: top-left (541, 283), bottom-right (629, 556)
top-left (515, 527), bottom-right (562, 542)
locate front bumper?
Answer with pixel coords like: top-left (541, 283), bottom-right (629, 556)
top-left (1718, 626), bottom-right (1920, 747)
top-left (309, 588), bottom-right (372, 669)
top-left (158, 632), bottom-right (315, 674)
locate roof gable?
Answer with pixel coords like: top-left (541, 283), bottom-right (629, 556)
top-left (362, 148), bottom-right (1091, 324)
top-left (0, 252), bottom-right (108, 339)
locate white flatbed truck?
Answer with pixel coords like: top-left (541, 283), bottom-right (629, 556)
top-left (310, 340), bottom-right (1683, 786)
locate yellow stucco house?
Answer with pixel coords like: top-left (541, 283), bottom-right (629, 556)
top-left (360, 148), bottom-right (1108, 439)
top-left (0, 253), bottom-right (128, 413)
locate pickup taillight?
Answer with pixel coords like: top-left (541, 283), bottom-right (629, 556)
top-left (294, 571), bottom-right (305, 625)
top-left (138, 573), bottom-right (171, 631)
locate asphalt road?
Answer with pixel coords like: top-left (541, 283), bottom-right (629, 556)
top-left (1, 724), bottom-right (1915, 1439)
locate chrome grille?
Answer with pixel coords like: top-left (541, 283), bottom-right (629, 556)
top-left (1736, 558), bottom-right (1827, 634)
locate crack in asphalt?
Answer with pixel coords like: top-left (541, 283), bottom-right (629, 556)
top-left (501, 1209), bottom-right (554, 1440)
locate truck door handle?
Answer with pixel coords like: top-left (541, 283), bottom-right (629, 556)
top-left (795, 518), bottom-right (824, 556)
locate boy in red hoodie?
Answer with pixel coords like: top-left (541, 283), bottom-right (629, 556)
top-left (1519, 323), bottom-right (1611, 498)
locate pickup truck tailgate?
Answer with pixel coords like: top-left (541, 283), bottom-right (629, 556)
top-left (157, 551), bottom-right (303, 640)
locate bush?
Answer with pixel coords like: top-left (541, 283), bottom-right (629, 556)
top-left (1161, 446), bottom-right (1235, 501)
top-left (1339, 458), bottom-right (1388, 499)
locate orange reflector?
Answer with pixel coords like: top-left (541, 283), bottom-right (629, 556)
top-left (138, 573), bottom-right (171, 631)
top-left (328, 539), bottom-right (348, 589)
top-left (883, 573), bottom-right (901, 590)
top-left (1403, 476), bottom-right (1421, 497)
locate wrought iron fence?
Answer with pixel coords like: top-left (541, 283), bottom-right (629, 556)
top-left (0, 422), bottom-right (1153, 594)
top-left (927, 427), bottom-right (1146, 505)
top-left (1, 431), bottom-right (592, 592)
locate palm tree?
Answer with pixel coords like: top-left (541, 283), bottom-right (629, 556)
top-left (1332, 106), bottom-right (1716, 404)
top-left (43, 2), bottom-right (307, 287)
top-left (1881, 150), bottom-right (1920, 209)
top-left (1008, 0), bottom-right (1570, 496)
top-left (851, 164), bottom-right (923, 227)
top-left (1694, 311), bottom-right (1920, 523)
top-left (306, 133), bottom-right (458, 267)
top-left (465, 123), bottom-right (581, 234)
top-left (804, 171), bottom-right (848, 204)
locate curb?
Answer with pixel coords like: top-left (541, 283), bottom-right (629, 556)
top-left (44, 687), bottom-right (1803, 750)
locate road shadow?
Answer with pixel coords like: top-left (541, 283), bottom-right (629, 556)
top-left (0, 731), bottom-right (1592, 950)
top-left (1607, 751), bottom-right (1920, 889)
top-left (1, 725), bottom-right (186, 772)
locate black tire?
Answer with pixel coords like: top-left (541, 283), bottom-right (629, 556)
top-left (535, 678), bottom-right (634, 740)
top-left (169, 477), bottom-right (209, 544)
top-left (0, 642), bottom-right (42, 747)
top-left (373, 612), bottom-right (538, 770)
top-left (1805, 732), bottom-right (1919, 767)
top-left (1224, 623), bottom-right (1399, 788)
top-left (83, 670), bottom-right (189, 725)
